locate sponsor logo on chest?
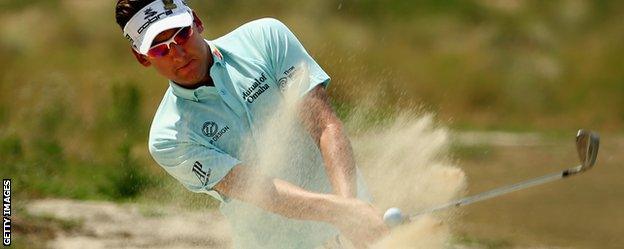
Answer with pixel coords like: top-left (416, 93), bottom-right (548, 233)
top-left (202, 121), bottom-right (230, 144)
top-left (242, 73), bottom-right (270, 103)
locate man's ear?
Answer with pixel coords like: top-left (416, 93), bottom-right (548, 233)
top-left (192, 11), bottom-right (204, 33)
top-left (131, 48), bottom-right (151, 67)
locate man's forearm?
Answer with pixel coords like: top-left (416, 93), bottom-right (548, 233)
top-left (268, 177), bottom-right (348, 222)
top-left (319, 123), bottom-right (357, 198)
top-left (298, 86), bottom-right (359, 198)
top-left (214, 165), bottom-right (346, 223)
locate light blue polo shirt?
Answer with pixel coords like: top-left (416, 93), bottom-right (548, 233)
top-left (148, 18), bottom-right (370, 249)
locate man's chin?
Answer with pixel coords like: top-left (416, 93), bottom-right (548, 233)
top-left (173, 70), bottom-right (209, 88)
top-left (175, 79), bottom-right (203, 89)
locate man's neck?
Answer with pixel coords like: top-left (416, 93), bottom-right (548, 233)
top-left (197, 44), bottom-right (216, 87)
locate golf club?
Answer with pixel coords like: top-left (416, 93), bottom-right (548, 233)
top-left (383, 129), bottom-right (600, 227)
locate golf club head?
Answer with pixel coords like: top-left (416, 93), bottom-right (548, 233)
top-left (576, 129), bottom-right (600, 171)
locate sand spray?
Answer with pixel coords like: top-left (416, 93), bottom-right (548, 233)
top-left (239, 64), bottom-right (466, 248)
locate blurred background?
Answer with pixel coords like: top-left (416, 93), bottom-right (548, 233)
top-left (1, 0), bottom-right (622, 248)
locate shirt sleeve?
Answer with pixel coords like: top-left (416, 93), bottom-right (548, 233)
top-left (257, 18), bottom-right (331, 96)
top-left (149, 140), bottom-right (241, 202)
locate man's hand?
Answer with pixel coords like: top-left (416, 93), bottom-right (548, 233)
top-left (332, 198), bottom-right (390, 248)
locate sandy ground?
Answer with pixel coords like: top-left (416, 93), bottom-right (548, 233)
top-left (26, 199), bottom-right (468, 249)
top-left (26, 199), bottom-right (232, 249)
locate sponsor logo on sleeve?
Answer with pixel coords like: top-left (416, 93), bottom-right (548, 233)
top-left (192, 161), bottom-right (211, 185)
top-left (278, 65), bottom-right (300, 92)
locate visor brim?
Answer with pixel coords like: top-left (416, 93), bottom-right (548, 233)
top-left (136, 11), bottom-right (193, 55)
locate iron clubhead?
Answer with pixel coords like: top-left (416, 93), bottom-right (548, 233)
top-left (576, 129), bottom-right (600, 171)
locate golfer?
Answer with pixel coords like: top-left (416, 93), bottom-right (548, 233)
top-left (115, 0), bottom-right (388, 248)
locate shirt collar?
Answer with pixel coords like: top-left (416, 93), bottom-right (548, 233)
top-left (207, 40), bottom-right (224, 65)
top-left (169, 80), bottom-right (199, 101)
top-left (170, 80), bottom-right (221, 101)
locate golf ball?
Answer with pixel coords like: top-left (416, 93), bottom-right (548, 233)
top-left (383, 207), bottom-right (404, 227)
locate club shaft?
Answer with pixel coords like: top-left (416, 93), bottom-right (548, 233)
top-left (408, 165), bottom-right (583, 220)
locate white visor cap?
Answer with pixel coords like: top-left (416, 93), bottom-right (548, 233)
top-left (123, 0), bottom-right (193, 55)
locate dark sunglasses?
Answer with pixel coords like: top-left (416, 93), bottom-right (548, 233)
top-left (147, 26), bottom-right (193, 58)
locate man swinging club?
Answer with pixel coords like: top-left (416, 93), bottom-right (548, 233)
top-left (114, 0), bottom-right (388, 248)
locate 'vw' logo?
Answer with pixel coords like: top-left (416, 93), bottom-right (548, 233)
top-left (202, 122), bottom-right (218, 137)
